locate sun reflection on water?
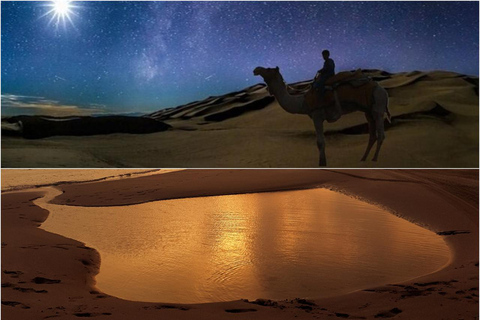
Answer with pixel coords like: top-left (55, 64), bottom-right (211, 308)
top-left (38, 188), bottom-right (450, 304)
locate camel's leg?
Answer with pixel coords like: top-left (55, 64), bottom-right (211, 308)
top-left (317, 133), bottom-right (327, 166)
top-left (361, 113), bottom-right (377, 161)
top-left (372, 112), bottom-right (385, 162)
top-left (311, 110), bottom-right (327, 166)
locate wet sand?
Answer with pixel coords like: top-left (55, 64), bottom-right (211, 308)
top-left (2, 169), bottom-right (478, 319)
top-left (0, 169), bottom-right (165, 192)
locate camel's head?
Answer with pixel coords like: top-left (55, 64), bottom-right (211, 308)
top-left (253, 66), bottom-right (264, 76)
top-left (253, 66), bottom-right (281, 96)
top-left (253, 66), bottom-right (280, 80)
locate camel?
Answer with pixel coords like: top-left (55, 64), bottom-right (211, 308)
top-left (253, 66), bottom-right (390, 166)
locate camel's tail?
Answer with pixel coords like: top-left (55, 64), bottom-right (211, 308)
top-left (385, 99), bottom-right (391, 124)
top-left (375, 83), bottom-right (391, 124)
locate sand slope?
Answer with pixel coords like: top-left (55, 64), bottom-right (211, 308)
top-left (2, 170), bottom-right (478, 319)
top-left (2, 70), bottom-right (478, 168)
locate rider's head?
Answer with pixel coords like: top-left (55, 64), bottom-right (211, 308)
top-left (322, 50), bottom-right (330, 60)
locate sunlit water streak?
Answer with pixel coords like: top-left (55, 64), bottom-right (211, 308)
top-left (37, 188), bottom-right (450, 304)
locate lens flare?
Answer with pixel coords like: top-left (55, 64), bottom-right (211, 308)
top-left (54, 0), bottom-right (71, 16)
top-left (42, 0), bottom-right (78, 29)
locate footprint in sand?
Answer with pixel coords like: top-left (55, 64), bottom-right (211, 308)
top-left (1, 300), bottom-right (30, 309)
top-left (31, 277), bottom-right (61, 284)
top-left (73, 312), bottom-right (112, 317)
top-left (13, 287), bottom-right (48, 293)
top-left (3, 270), bottom-right (23, 278)
top-left (225, 308), bottom-right (257, 313)
top-left (374, 307), bottom-right (402, 318)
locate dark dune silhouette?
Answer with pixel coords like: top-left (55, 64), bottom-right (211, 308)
top-left (2, 115), bottom-right (171, 139)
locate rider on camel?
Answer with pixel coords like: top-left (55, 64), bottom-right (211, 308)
top-left (313, 50), bottom-right (341, 122)
top-left (313, 50), bottom-right (335, 97)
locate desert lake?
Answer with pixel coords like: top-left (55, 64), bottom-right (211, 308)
top-left (37, 188), bottom-right (450, 304)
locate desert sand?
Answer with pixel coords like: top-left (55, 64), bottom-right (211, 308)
top-left (0, 169), bottom-right (163, 192)
top-left (2, 169), bottom-right (478, 319)
top-left (2, 70), bottom-right (478, 168)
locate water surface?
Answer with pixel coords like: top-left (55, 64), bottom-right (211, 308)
top-left (38, 188), bottom-right (450, 304)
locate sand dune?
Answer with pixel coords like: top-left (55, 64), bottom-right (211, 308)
top-left (148, 69), bottom-right (478, 124)
top-left (2, 115), bottom-right (171, 139)
top-left (2, 70), bottom-right (478, 168)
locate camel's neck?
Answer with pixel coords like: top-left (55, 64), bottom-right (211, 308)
top-left (265, 76), bottom-right (306, 115)
top-left (268, 78), bottom-right (289, 101)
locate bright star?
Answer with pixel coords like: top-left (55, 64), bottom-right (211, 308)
top-left (42, 0), bottom-right (79, 29)
top-left (54, 0), bottom-right (71, 16)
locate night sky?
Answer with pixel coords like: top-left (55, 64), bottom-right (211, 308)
top-left (1, 1), bottom-right (478, 116)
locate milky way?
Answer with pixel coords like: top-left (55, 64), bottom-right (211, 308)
top-left (1, 1), bottom-right (478, 115)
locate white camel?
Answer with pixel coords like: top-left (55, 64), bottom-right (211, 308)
top-left (253, 66), bottom-right (390, 166)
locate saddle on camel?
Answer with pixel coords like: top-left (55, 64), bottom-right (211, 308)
top-left (305, 69), bottom-right (378, 122)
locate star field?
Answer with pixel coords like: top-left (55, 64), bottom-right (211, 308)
top-left (1, 1), bottom-right (478, 115)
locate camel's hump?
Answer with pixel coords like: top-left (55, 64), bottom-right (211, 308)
top-left (326, 70), bottom-right (365, 85)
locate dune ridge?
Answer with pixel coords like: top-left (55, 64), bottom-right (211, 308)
top-left (148, 69), bottom-right (478, 125)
